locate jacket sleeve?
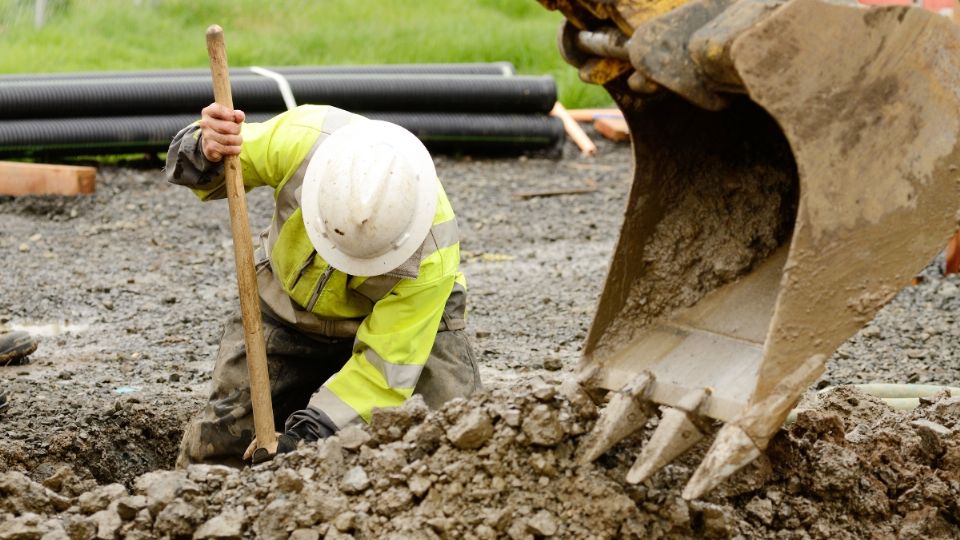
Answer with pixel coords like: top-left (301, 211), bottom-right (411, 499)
top-left (164, 123), bottom-right (225, 194)
top-left (305, 275), bottom-right (456, 428)
top-left (164, 108), bottom-right (321, 201)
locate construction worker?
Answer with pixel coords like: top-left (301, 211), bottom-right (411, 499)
top-left (166, 104), bottom-right (481, 466)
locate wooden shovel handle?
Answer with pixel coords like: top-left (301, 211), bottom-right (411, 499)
top-left (206, 25), bottom-right (278, 455)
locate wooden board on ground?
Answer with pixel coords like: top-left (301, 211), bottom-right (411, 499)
top-left (594, 116), bottom-right (630, 142)
top-left (0, 161), bottom-right (96, 196)
top-left (567, 108), bottom-right (623, 122)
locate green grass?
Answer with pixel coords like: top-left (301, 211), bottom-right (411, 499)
top-left (0, 0), bottom-right (613, 108)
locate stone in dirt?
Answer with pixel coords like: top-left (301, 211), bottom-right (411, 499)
top-left (340, 466), bottom-right (370, 494)
top-left (521, 404), bottom-right (564, 446)
top-left (445, 407), bottom-right (494, 449)
top-left (193, 509), bottom-right (244, 540)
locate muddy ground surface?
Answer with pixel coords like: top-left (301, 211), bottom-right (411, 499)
top-left (1, 131), bottom-right (959, 538)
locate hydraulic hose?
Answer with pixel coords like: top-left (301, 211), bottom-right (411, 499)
top-left (0, 112), bottom-right (563, 157)
top-left (0, 75), bottom-right (557, 119)
top-left (0, 62), bottom-right (517, 82)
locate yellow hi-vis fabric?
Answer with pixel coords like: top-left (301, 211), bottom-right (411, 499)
top-left (190, 105), bottom-right (466, 428)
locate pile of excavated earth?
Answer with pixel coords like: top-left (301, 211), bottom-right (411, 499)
top-left (2, 383), bottom-right (960, 539)
top-left (2, 134), bottom-right (960, 538)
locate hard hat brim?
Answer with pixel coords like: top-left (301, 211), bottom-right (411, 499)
top-left (301, 120), bottom-right (439, 277)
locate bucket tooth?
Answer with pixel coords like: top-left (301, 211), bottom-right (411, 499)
top-left (626, 388), bottom-right (712, 484)
top-left (578, 372), bottom-right (655, 464)
top-left (682, 423), bottom-right (761, 500)
top-left (683, 355), bottom-right (827, 499)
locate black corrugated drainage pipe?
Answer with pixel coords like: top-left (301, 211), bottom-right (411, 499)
top-left (0, 63), bottom-right (516, 82)
top-left (0, 112), bottom-right (564, 156)
top-left (0, 75), bottom-right (556, 119)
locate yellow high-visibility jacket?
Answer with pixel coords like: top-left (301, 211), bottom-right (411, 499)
top-left (166, 105), bottom-right (466, 430)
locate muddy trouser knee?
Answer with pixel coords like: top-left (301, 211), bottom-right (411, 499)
top-left (414, 329), bottom-right (482, 409)
top-left (176, 312), bottom-right (351, 468)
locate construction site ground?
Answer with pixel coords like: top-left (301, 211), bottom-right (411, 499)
top-left (2, 134), bottom-right (959, 538)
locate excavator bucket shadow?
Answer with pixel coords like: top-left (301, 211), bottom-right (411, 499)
top-left (542, 0), bottom-right (960, 497)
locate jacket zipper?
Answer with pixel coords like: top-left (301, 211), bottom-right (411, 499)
top-left (306, 265), bottom-right (335, 312)
top-left (288, 251), bottom-right (316, 291)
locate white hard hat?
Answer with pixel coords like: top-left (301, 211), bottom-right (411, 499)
top-left (300, 120), bottom-right (438, 277)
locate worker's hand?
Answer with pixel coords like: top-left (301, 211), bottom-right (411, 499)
top-left (199, 103), bottom-right (245, 162)
top-left (242, 432), bottom-right (299, 463)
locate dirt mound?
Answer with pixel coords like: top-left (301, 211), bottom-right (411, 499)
top-left (2, 383), bottom-right (958, 539)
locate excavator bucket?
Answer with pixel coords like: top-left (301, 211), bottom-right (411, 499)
top-left (539, 0), bottom-right (960, 497)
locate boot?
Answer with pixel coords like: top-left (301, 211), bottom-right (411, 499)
top-left (0, 331), bottom-right (38, 366)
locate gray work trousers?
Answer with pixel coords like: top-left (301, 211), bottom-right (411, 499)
top-left (176, 311), bottom-right (481, 468)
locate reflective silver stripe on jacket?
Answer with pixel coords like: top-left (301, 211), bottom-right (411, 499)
top-left (363, 348), bottom-right (424, 389)
top-left (307, 386), bottom-right (362, 430)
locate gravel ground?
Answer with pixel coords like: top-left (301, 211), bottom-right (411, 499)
top-left (1, 130), bottom-right (958, 536)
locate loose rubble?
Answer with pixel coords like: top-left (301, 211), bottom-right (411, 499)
top-left (1, 384), bottom-right (958, 539)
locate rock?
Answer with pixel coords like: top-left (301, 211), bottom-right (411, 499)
top-left (526, 510), bottom-right (557, 536)
top-left (336, 425), bottom-right (371, 451)
top-left (542, 357), bottom-right (562, 371)
top-left (521, 405), bottom-right (564, 446)
top-left (531, 380), bottom-right (556, 402)
top-left (62, 516), bottom-right (96, 540)
top-left (912, 419), bottom-right (951, 457)
top-left (929, 396), bottom-right (960, 420)
top-left (371, 396), bottom-right (429, 442)
top-left (340, 467), bottom-right (370, 494)
top-left (193, 512), bottom-right (243, 540)
top-left (899, 506), bottom-right (953, 539)
top-left (445, 408), bottom-right (494, 450)
top-left (0, 513), bottom-right (45, 540)
top-left (502, 409), bottom-right (521, 427)
top-left (253, 498), bottom-right (294, 540)
top-left (304, 491), bottom-right (348, 522)
top-left (186, 465), bottom-right (235, 483)
top-left (407, 475), bottom-right (432, 498)
top-left (90, 507), bottom-right (122, 540)
top-left (153, 500), bottom-right (202, 538)
top-left (745, 497), bottom-right (774, 526)
top-left (0, 472), bottom-right (71, 515)
top-left (134, 471), bottom-right (197, 514)
top-left (115, 496), bottom-right (148, 521)
top-left (938, 281), bottom-right (958, 298)
top-left (78, 484), bottom-right (127, 515)
top-left (333, 511), bottom-right (356, 532)
top-left (289, 529), bottom-right (319, 540)
top-left (693, 501), bottom-right (736, 538)
top-left (273, 470), bottom-right (303, 493)
top-left (374, 487), bottom-right (414, 517)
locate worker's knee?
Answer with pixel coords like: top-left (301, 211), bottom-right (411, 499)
top-left (415, 330), bottom-right (482, 409)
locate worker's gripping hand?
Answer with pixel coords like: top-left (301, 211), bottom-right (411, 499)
top-left (199, 103), bottom-right (245, 162)
top-left (242, 432), bottom-right (299, 463)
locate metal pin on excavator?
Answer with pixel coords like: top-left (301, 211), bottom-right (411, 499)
top-left (537, 0), bottom-right (960, 498)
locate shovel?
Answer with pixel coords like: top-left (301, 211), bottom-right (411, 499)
top-left (205, 24), bottom-right (278, 462)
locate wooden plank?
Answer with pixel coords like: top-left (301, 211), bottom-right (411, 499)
top-left (593, 116), bottom-right (630, 142)
top-left (567, 108), bottom-right (623, 122)
top-left (946, 230), bottom-right (959, 274)
top-left (513, 179), bottom-right (598, 199)
top-left (0, 161), bottom-right (96, 196)
top-left (550, 102), bottom-right (597, 157)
